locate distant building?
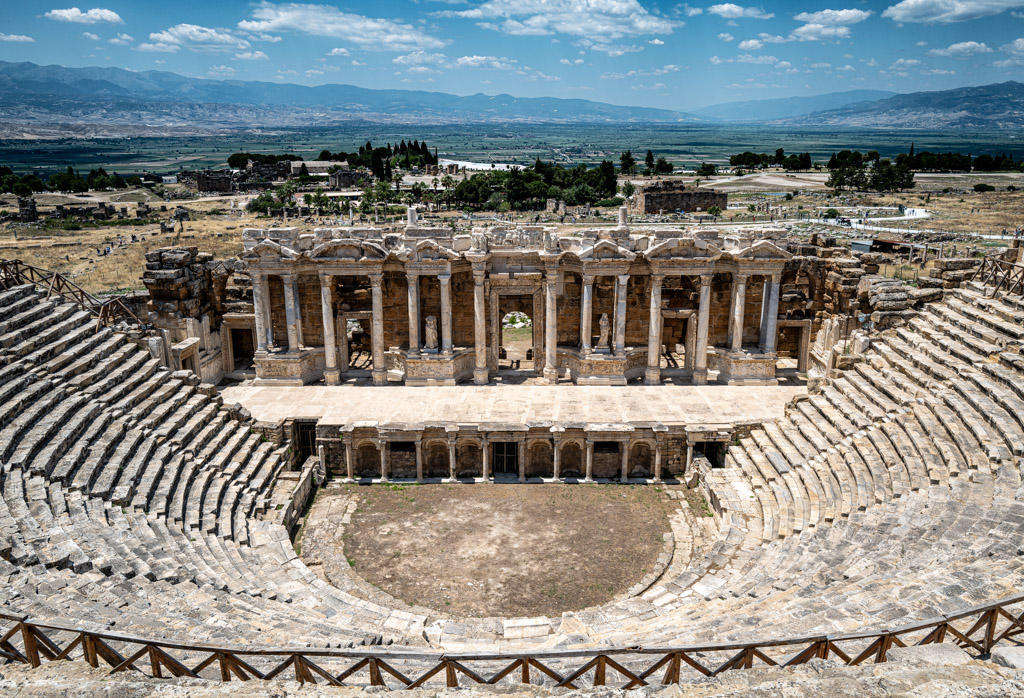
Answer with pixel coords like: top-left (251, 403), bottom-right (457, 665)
top-left (291, 160), bottom-right (347, 177)
top-left (629, 181), bottom-right (727, 215)
top-left (329, 168), bottom-right (370, 189)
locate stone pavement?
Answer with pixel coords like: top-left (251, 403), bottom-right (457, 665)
top-left (221, 383), bottom-right (806, 427)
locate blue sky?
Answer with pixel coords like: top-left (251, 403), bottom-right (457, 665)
top-left (1, 1), bottom-right (1023, 110)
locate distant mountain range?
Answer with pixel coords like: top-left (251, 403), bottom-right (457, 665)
top-left (694, 90), bottom-right (897, 122)
top-left (772, 81), bottom-right (1024, 129)
top-left (0, 61), bottom-right (1022, 135)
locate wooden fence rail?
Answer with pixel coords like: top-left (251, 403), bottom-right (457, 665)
top-left (0, 258), bottom-right (140, 327)
top-left (3, 593), bottom-right (1024, 689)
top-left (971, 256), bottom-right (1024, 296)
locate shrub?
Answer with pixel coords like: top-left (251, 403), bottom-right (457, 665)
top-left (974, 183), bottom-right (995, 193)
top-left (595, 197), bottom-right (624, 207)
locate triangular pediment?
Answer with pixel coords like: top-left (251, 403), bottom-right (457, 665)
top-left (579, 239), bottom-right (637, 262)
top-left (306, 239), bottom-right (386, 261)
top-left (244, 239), bottom-right (298, 261)
top-left (645, 237), bottom-right (721, 260)
top-left (411, 238), bottom-right (460, 262)
top-left (732, 240), bottom-right (792, 260)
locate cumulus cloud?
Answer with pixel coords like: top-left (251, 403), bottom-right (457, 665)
top-left (891, 57), bottom-right (922, 66)
top-left (235, 51), bottom-right (269, 60)
top-left (559, 57), bottom-right (585, 64)
top-left (0, 33), bottom-right (34, 42)
top-left (710, 53), bottom-right (791, 67)
top-left (239, 1), bottom-right (447, 51)
top-left (327, 47), bottom-right (350, 56)
top-left (391, 51), bottom-right (557, 79)
top-left (707, 4), bottom-right (774, 19)
top-left (108, 33), bottom-right (132, 45)
top-left (718, 32), bottom-right (734, 41)
top-left (649, 38), bottom-right (665, 45)
top-left (882, 0), bottom-right (1024, 23)
top-left (738, 38), bottom-right (763, 49)
top-left (144, 24), bottom-right (250, 53)
top-left (681, 4), bottom-right (704, 16)
top-left (790, 23), bottom-right (851, 41)
top-left (82, 31), bottom-right (100, 40)
top-left (928, 40), bottom-right (993, 56)
top-left (44, 7), bottom-right (123, 24)
top-left (600, 63), bottom-right (681, 79)
top-left (439, 0), bottom-right (677, 40)
top-left (924, 67), bottom-right (956, 74)
top-left (208, 65), bottom-right (236, 77)
top-left (995, 36), bottom-right (1024, 65)
top-left (793, 9), bottom-right (872, 24)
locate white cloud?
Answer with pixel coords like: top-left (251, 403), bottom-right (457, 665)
top-left (239, 1), bottom-right (447, 51)
top-left (351, 59), bottom-right (366, 66)
top-left (108, 33), bottom-right (132, 45)
top-left (891, 58), bottom-right (921, 66)
top-left (707, 4), bottom-right (774, 19)
top-left (681, 4), bottom-right (704, 16)
top-left (928, 40), bottom-right (993, 56)
top-left (711, 53), bottom-right (789, 65)
top-left (235, 50), bottom-right (269, 60)
top-left (407, 65), bottom-right (440, 74)
top-left (718, 32), bottom-right (734, 41)
top-left (439, 0), bottom-right (678, 40)
top-left (882, 0), bottom-right (1024, 23)
top-left (327, 47), bottom-right (349, 56)
top-left (138, 42), bottom-right (179, 53)
top-left (995, 37), bottom-right (1024, 65)
top-left (44, 7), bottom-right (123, 24)
top-left (649, 38), bottom-right (665, 45)
top-left (790, 23), bottom-right (851, 41)
top-left (82, 31), bottom-right (100, 40)
top-left (147, 24), bottom-right (250, 52)
top-left (305, 68), bottom-right (323, 76)
top-left (559, 57), bottom-right (584, 64)
top-left (575, 38), bottom-right (645, 56)
top-left (600, 63), bottom-right (681, 79)
top-left (154, 59), bottom-right (166, 64)
top-left (393, 51), bottom-right (448, 66)
top-left (208, 65), bottom-right (236, 78)
top-left (916, 40), bottom-right (928, 46)
top-left (0, 33), bottom-right (34, 43)
top-left (810, 62), bottom-right (832, 68)
top-left (924, 67), bottom-right (956, 74)
top-left (738, 38), bottom-right (763, 49)
top-left (793, 9), bottom-right (872, 24)
top-left (631, 82), bottom-right (666, 90)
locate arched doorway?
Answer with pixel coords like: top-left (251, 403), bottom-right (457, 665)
top-left (526, 441), bottom-right (553, 479)
top-left (559, 442), bottom-right (583, 478)
top-left (629, 442), bottom-right (653, 478)
top-left (354, 442), bottom-right (380, 478)
top-left (456, 441), bottom-right (482, 478)
top-left (424, 441), bottom-right (450, 479)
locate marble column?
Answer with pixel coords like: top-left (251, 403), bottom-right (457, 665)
top-left (252, 272), bottom-right (268, 353)
top-left (518, 440), bottom-right (527, 482)
top-left (447, 439), bottom-right (457, 481)
top-left (369, 274), bottom-right (386, 386)
top-left (585, 439), bottom-right (594, 482)
top-left (614, 274), bottom-right (628, 356)
top-left (337, 312), bottom-right (349, 375)
top-left (259, 274), bottom-right (274, 349)
top-left (406, 272), bottom-right (420, 354)
top-left (344, 437), bottom-right (353, 480)
top-left (415, 437), bottom-right (423, 482)
top-left (379, 441), bottom-right (389, 481)
top-left (693, 274), bottom-right (712, 385)
top-left (320, 275), bottom-right (340, 385)
top-left (653, 442), bottom-right (663, 482)
top-left (759, 278), bottom-right (771, 348)
top-left (580, 274), bottom-right (594, 353)
top-left (481, 437), bottom-right (490, 481)
top-left (282, 273), bottom-right (303, 352)
top-left (552, 440), bottom-right (560, 480)
top-left (473, 269), bottom-right (488, 384)
top-left (439, 273), bottom-right (453, 355)
top-left (645, 273), bottom-right (664, 385)
top-left (763, 273), bottom-right (782, 353)
top-left (620, 442), bottom-right (629, 483)
top-left (544, 268), bottom-right (558, 383)
top-left (730, 273), bottom-right (748, 353)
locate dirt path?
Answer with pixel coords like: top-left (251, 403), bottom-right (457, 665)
top-left (330, 484), bottom-right (672, 618)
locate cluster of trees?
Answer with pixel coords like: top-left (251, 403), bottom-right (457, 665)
top-left (826, 158), bottom-right (915, 192)
top-left (730, 149), bottom-right (813, 171)
top-left (827, 146), bottom-right (1021, 173)
top-left (618, 150), bottom-right (673, 175)
top-left (317, 140), bottom-right (438, 180)
top-left (225, 152), bottom-right (299, 169)
top-left (1, 165), bottom-right (141, 196)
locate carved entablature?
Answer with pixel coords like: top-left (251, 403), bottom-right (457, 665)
top-left (242, 240), bottom-right (300, 272)
top-left (722, 240), bottom-right (792, 276)
top-left (646, 237), bottom-right (721, 275)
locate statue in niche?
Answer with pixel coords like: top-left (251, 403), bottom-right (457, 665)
top-left (596, 313), bottom-right (611, 350)
top-left (424, 315), bottom-right (439, 351)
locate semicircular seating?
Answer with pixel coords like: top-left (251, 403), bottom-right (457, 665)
top-left (1, 277), bottom-right (1024, 671)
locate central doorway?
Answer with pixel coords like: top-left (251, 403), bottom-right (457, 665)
top-left (499, 310), bottom-right (533, 372)
top-left (492, 441), bottom-right (519, 475)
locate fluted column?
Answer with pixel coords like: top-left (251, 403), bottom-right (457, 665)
top-left (406, 271), bottom-right (420, 354)
top-left (282, 273), bottom-right (303, 352)
top-left (763, 273), bottom-right (782, 353)
top-left (544, 267), bottom-right (558, 383)
top-left (645, 273), bottom-right (663, 385)
top-left (369, 274), bottom-right (386, 386)
top-left (473, 268), bottom-right (488, 384)
top-left (580, 274), bottom-right (594, 353)
top-left (585, 439), bottom-right (594, 482)
top-left (614, 273), bottom-right (628, 356)
top-left (447, 438), bottom-right (457, 481)
top-left (439, 273), bottom-right (452, 355)
top-left (730, 273), bottom-right (748, 352)
top-left (693, 274), bottom-right (712, 385)
top-left (321, 275), bottom-right (339, 385)
top-left (252, 272), bottom-right (268, 353)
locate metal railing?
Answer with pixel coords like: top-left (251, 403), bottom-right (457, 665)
top-left (0, 258), bottom-right (140, 327)
top-left (2, 593), bottom-right (1023, 688)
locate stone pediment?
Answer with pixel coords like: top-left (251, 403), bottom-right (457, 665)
top-left (306, 239), bottom-right (386, 261)
top-left (731, 240), bottom-right (792, 260)
top-left (578, 239), bottom-right (637, 262)
top-left (395, 238), bottom-right (460, 263)
top-left (244, 239), bottom-right (299, 261)
top-left (646, 237), bottom-right (722, 260)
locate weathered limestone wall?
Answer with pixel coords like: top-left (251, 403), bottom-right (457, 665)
top-left (629, 181), bottom-right (728, 214)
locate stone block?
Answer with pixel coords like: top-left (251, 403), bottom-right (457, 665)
top-left (908, 287), bottom-right (943, 304)
top-left (886, 643), bottom-right (972, 666)
top-left (991, 646), bottom-right (1024, 669)
top-left (161, 249), bottom-right (194, 266)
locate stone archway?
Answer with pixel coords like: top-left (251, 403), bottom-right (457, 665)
top-left (424, 441), bottom-right (449, 479)
top-left (629, 442), bottom-right (653, 478)
top-left (354, 442), bottom-right (380, 478)
top-left (526, 441), bottom-right (553, 479)
top-left (455, 441), bottom-right (482, 478)
top-left (559, 442), bottom-right (583, 478)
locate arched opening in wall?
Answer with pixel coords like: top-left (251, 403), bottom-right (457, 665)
top-left (389, 441), bottom-right (416, 479)
top-left (592, 441), bottom-right (621, 480)
top-left (230, 328), bottom-right (255, 370)
top-left (354, 442), bottom-right (381, 478)
top-left (334, 275), bottom-right (374, 374)
top-left (629, 442), bottom-right (653, 478)
top-left (526, 441), bottom-right (553, 479)
top-left (660, 276), bottom-right (697, 374)
top-left (559, 442), bottom-right (583, 478)
top-left (456, 442), bottom-right (482, 478)
top-left (424, 441), bottom-right (449, 479)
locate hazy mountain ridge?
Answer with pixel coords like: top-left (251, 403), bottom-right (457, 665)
top-left (775, 81), bottom-right (1024, 129)
top-left (0, 60), bottom-right (704, 127)
top-left (694, 90), bottom-right (897, 122)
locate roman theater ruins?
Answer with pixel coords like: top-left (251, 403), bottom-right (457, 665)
top-left (3, 209), bottom-right (1024, 690)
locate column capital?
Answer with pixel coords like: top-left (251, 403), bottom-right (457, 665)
top-left (369, 273), bottom-right (383, 288)
top-left (406, 269), bottom-right (419, 279)
top-left (617, 273), bottom-right (630, 284)
top-left (582, 273), bottom-right (595, 286)
top-left (319, 273), bottom-right (334, 288)
top-left (771, 272), bottom-right (783, 284)
top-left (699, 273), bottom-right (713, 287)
top-left (281, 272), bottom-right (295, 283)
top-left (733, 272), bottom-right (749, 284)
top-left (438, 273), bottom-right (451, 284)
